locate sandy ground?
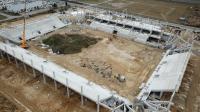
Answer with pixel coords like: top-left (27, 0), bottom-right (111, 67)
top-left (0, 59), bottom-right (109, 112)
top-left (29, 26), bottom-right (163, 100)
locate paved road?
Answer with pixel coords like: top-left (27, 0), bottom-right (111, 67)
top-left (0, 12), bottom-right (20, 23)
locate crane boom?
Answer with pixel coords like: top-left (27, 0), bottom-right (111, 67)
top-left (21, 0), bottom-right (28, 49)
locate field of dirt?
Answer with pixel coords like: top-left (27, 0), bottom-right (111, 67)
top-left (1, 51), bottom-right (199, 112)
top-left (80, 0), bottom-right (198, 24)
top-left (0, 58), bottom-right (109, 112)
top-left (0, 92), bottom-right (25, 112)
top-left (29, 25), bottom-right (163, 100)
top-left (184, 56), bottom-right (200, 112)
top-left (171, 55), bottom-right (200, 112)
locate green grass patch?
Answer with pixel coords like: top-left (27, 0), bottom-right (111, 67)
top-left (43, 34), bottom-right (100, 54)
top-left (0, 14), bottom-right (7, 20)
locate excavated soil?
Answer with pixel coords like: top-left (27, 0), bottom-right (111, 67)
top-left (0, 92), bottom-right (21, 112)
top-left (0, 59), bottom-right (108, 112)
top-left (172, 56), bottom-right (200, 112)
top-left (43, 34), bottom-right (100, 54)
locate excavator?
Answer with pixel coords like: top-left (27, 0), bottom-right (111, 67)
top-left (21, 0), bottom-right (28, 49)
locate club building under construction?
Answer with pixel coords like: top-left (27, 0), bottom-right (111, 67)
top-left (0, 3), bottom-right (199, 112)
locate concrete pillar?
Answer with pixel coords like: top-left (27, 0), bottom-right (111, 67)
top-left (41, 65), bottom-right (46, 84)
top-left (7, 53), bottom-right (11, 63)
top-left (12, 50), bottom-right (18, 68)
top-left (150, 30), bottom-right (153, 35)
top-left (53, 72), bottom-right (57, 90)
top-left (159, 92), bottom-right (163, 99)
top-left (89, 12), bottom-right (90, 19)
top-left (0, 50), bottom-right (3, 59)
top-left (4, 46), bottom-right (11, 63)
top-left (66, 78), bottom-right (70, 98)
top-left (97, 95), bottom-right (100, 112)
top-left (140, 29), bottom-right (143, 33)
top-left (31, 60), bottom-right (36, 77)
top-left (81, 86), bottom-right (84, 106)
top-left (21, 55), bottom-right (27, 72)
top-left (15, 58), bottom-right (19, 68)
top-left (123, 104), bottom-right (126, 112)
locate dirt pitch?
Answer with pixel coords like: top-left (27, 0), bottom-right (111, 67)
top-left (80, 0), bottom-right (197, 24)
top-left (29, 25), bottom-right (163, 100)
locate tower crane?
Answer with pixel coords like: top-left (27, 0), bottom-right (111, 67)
top-left (21, 0), bottom-right (28, 49)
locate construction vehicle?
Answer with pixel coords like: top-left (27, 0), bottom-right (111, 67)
top-left (21, 0), bottom-right (28, 49)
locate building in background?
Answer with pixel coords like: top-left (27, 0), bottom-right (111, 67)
top-left (5, 0), bottom-right (48, 13)
top-left (0, 0), bottom-right (66, 13)
top-left (0, 0), bottom-right (14, 9)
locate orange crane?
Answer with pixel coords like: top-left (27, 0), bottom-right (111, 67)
top-left (21, 0), bottom-right (28, 49)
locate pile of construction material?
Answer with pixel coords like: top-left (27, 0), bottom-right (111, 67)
top-left (80, 58), bottom-right (113, 78)
top-left (80, 58), bottom-right (126, 82)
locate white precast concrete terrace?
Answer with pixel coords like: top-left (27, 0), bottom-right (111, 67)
top-left (138, 50), bottom-right (191, 98)
top-left (0, 16), bottom-right (68, 44)
top-left (0, 42), bottom-right (133, 112)
top-left (137, 48), bottom-right (191, 111)
top-left (86, 11), bottom-right (172, 46)
top-left (96, 14), bottom-right (161, 32)
top-left (90, 21), bottom-right (150, 44)
top-left (148, 52), bottom-right (190, 92)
